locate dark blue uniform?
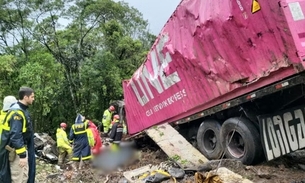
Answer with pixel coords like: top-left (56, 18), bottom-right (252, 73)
top-left (0, 102), bottom-right (35, 183)
top-left (69, 114), bottom-right (92, 161)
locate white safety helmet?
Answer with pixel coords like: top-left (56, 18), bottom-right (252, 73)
top-left (2, 96), bottom-right (17, 111)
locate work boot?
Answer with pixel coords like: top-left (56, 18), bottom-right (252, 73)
top-left (66, 153), bottom-right (73, 165)
top-left (78, 160), bottom-right (84, 170)
top-left (58, 153), bottom-right (65, 166)
top-left (57, 155), bottom-right (64, 166)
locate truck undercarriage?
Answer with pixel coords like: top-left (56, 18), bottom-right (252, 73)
top-left (176, 73), bottom-right (305, 164)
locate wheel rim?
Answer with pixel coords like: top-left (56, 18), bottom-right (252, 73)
top-left (203, 129), bottom-right (217, 152)
top-left (227, 131), bottom-right (245, 158)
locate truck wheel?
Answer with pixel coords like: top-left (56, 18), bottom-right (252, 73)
top-left (197, 120), bottom-right (223, 159)
top-left (220, 117), bottom-right (263, 165)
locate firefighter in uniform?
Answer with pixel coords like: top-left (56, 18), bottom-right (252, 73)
top-left (56, 122), bottom-right (72, 166)
top-left (108, 114), bottom-right (120, 133)
top-left (108, 114), bottom-right (127, 136)
top-left (0, 87), bottom-right (36, 183)
top-left (102, 105), bottom-right (115, 134)
top-left (69, 114), bottom-right (94, 170)
top-left (108, 115), bottom-right (123, 152)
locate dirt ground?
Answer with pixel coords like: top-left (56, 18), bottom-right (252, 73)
top-left (35, 146), bottom-right (167, 183)
top-left (36, 138), bottom-right (305, 183)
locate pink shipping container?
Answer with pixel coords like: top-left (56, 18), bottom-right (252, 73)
top-left (123, 0), bottom-right (305, 135)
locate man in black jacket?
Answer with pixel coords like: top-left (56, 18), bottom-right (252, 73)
top-left (108, 115), bottom-right (123, 151)
top-left (0, 87), bottom-right (35, 183)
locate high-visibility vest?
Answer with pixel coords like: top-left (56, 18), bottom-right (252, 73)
top-left (1, 108), bottom-right (27, 154)
top-left (109, 119), bottom-right (119, 129)
top-left (2, 109), bottom-right (27, 133)
top-left (71, 120), bottom-right (95, 147)
top-left (56, 128), bottom-right (71, 149)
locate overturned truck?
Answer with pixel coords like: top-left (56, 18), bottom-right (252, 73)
top-left (122, 0), bottom-right (305, 165)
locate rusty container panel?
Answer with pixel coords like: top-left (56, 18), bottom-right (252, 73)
top-left (123, 0), bottom-right (305, 134)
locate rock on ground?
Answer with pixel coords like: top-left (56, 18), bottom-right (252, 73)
top-left (214, 167), bottom-right (253, 183)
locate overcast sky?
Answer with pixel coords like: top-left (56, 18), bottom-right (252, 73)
top-left (116, 0), bottom-right (181, 35)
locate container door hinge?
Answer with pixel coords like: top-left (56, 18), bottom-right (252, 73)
top-left (278, 1), bottom-right (288, 8)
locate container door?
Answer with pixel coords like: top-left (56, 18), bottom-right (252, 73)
top-left (281, 0), bottom-right (305, 62)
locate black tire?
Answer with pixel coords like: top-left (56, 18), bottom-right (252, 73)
top-left (220, 117), bottom-right (263, 165)
top-left (197, 120), bottom-right (223, 160)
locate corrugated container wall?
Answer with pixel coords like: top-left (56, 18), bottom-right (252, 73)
top-left (123, 0), bottom-right (305, 134)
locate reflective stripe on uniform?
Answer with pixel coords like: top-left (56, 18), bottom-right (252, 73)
top-left (2, 110), bottom-right (27, 133)
top-left (116, 128), bottom-right (123, 132)
top-left (0, 111), bottom-right (6, 145)
top-left (72, 121), bottom-right (88, 134)
top-left (1, 124), bottom-right (10, 131)
top-left (72, 155), bottom-right (92, 161)
top-left (16, 147), bottom-right (26, 154)
top-left (81, 155), bottom-right (92, 160)
top-left (72, 157), bottom-right (80, 161)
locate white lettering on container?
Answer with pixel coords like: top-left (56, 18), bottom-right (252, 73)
top-left (131, 34), bottom-right (181, 106)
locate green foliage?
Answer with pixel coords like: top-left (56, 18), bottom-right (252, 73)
top-left (0, 0), bottom-right (156, 135)
top-left (0, 55), bottom-right (18, 102)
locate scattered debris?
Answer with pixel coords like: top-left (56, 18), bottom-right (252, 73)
top-left (140, 169), bottom-right (173, 183)
top-left (213, 167), bottom-right (253, 183)
top-left (123, 164), bottom-right (158, 182)
top-left (118, 178), bottom-right (128, 183)
top-left (168, 167), bottom-right (185, 179)
top-left (34, 136), bottom-right (305, 183)
top-left (291, 180), bottom-right (305, 183)
top-left (46, 173), bottom-right (61, 179)
top-left (298, 164), bottom-right (305, 171)
top-left (256, 169), bottom-right (276, 179)
top-left (104, 174), bottom-right (110, 183)
top-left (34, 133), bottom-right (58, 163)
top-left (278, 164), bottom-right (285, 171)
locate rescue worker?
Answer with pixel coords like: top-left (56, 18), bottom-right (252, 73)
top-left (108, 115), bottom-right (123, 152)
top-left (69, 114), bottom-right (94, 170)
top-left (0, 96), bottom-right (17, 123)
top-left (0, 87), bottom-right (36, 183)
top-left (88, 120), bottom-right (102, 155)
top-left (0, 96), bottom-right (17, 152)
top-left (102, 105), bottom-right (115, 134)
top-left (108, 114), bottom-right (120, 133)
top-left (109, 115), bottom-right (127, 136)
top-left (56, 122), bottom-right (72, 166)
